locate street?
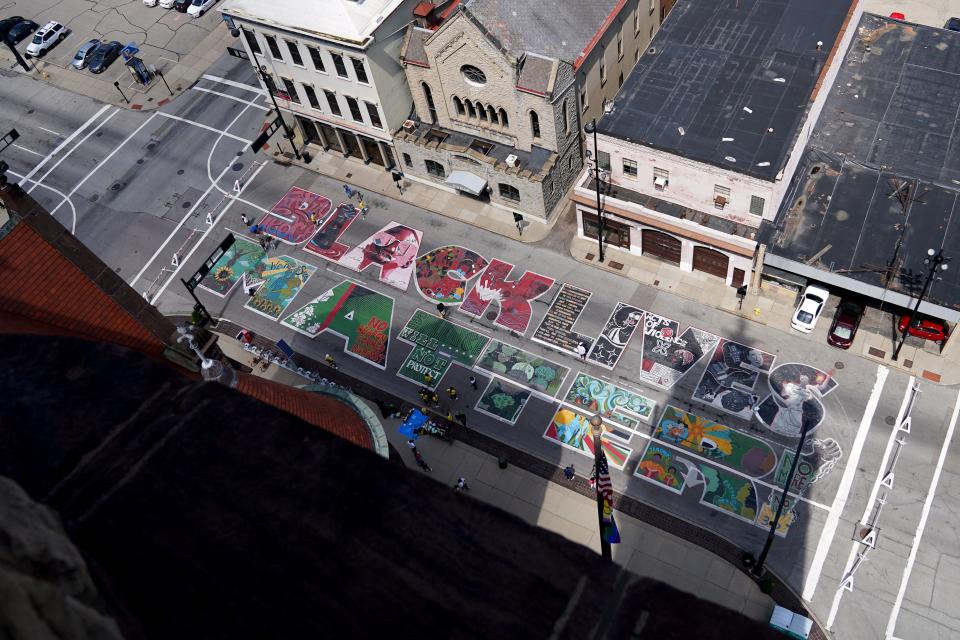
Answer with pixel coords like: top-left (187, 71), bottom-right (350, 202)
top-left (3, 52), bottom-right (959, 640)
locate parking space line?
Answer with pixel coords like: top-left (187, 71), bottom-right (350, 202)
top-left (200, 74), bottom-right (265, 95)
top-left (190, 86), bottom-right (269, 110)
top-left (28, 108), bottom-right (120, 194)
top-left (13, 144), bottom-right (43, 157)
top-left (19, 103), bottom-right (112, 187)
top-left (884, 388), bottom-right (960, 639)
top-left (38, 126), bottom-right (63, 137)
top-left (802, 364), bottom-right (888, 602)
top-left (156, 112), bottom-right (253, 144)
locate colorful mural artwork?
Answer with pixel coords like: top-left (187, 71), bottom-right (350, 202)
top-left (338, 222), bottom-right (422, 291)
top-left (755, 363), bottom-right (838, 438)
top-left (476, 341), bottom-right (569, 397)
top-left (475, 378), bottom-right (531, 424)
top-left (260, 187), bottom-right (332, 244)
top-left (543, 408), bottom-right (633, 469)
top-left (243, 255), bottom-right (317, 320)
top-left (415, 245), bottom-right (489, 304)
top-left (587, 303), bottom-right (644, 369)
top-left (397, 310), bottom-right (489, 387)
top-left (693, 339), bottom-right (775, 420)
top-left (303, 202), bottom-right (361, 261)
top-left (532, 283), bottom-right (594, 355)
top-left (639, 315), bottom-right (719, 389)
top-left (460, 259), bottom-right (554, 335)
top-left (563, 373), bottom-right (656, 428)
top-left (281, 280), bottom-right (394, 368)
top-left (197, 234), bottom-right (266, 297)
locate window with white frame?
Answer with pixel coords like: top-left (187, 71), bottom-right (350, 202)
top-left (580, 82), bottom-right (588, 113)
top-left (265, 34), bottom-right (282, 60)
top-left (622, 158), bottom-right (637, 176)
top-left (635, 2), bottom-right (641, 34)
top-left (243, 29), bottom-right (261, 55)
top-left (750, 195), bottom-right (766, 216)
top-left (345, 95), bottom-right (363, 122)
top-left (617, 29), bottom-right (623, 60)
top-left (324, 90), bottom-right (341, 117)
top-left (597, 150), bottom-right (611, 171)
top-left (498, 183), bottom-right (521, 202)
top-left (331, 51), bottom-right (348, 78)
top-left (281, 77), bottom-right (300, 104)
top-left (286, 41), bottom-right (304, 66)
top-left (600, 48), bottom-right (607, 84)
top-left (303, 84), bottom-right (321, 110)
top-left (653, 167), bottom-right (669, 190)
top-left (351, 57), bottom-right (369, 84)
top-left (365, 102), bottom-right (383, 128)
top-left (425, 159), bottom-right (445, 177)
top-left (308, 46), bottom-right (325, 72)
top-left (714, 185), bottom-right (731, 209)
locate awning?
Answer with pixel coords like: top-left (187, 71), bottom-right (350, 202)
top-left (445, 170), bottom-right (487, 196)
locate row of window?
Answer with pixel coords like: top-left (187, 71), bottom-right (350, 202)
top-left (583, 1), bottom-right (655, 113)
top-left (274, 76), bottom-right (383, 129)
top-left (411, 156), bottom-right (523, 202)
top-left (244, 28), bottom-right (370, 85)
top-left (451, 96), bottom-right (510, 129)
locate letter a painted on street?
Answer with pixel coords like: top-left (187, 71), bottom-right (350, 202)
top-left (460, 259), bottom-right (554, 335)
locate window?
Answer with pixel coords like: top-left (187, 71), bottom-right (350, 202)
top-left (425, 159), bottom-right (445, 177)
top-left (297, 117), bottom-right (320, 145)
top-left (422, 82), bottom-right (437, 123)
top-left (308, 46), bottom-right (325, 72)
top-left (461, 65), bottom-right (487, 86)
top-left (243, 29), bottom-right (261, 55)
top-left (265, 34), bottom-right (282, 60)
top-left (714, 185), bottom-right (731, 209)
top-left (478, 102), bottom-right (487, 121)
top-left (453, 96), bottom-right (464, 115)
top-left (281, 77), bottom-right (300, 104)
top-left (617, 29), bottom-right (623, 60)
top-left (530, 111), bottom-right (541, 138)
top-left (635, 47), bottom-right (640, 62)
top-left (403, 153), bottom-right (413, 168)
top-left (286, 41), bottom-right (304, 66)
top-left (499, 183), bottom-right (521, 202)
top-left (365, 101), bottom-right (383, 129)
top-left (649, 0), bottom-right (655, 13)
top-left (653, 166), bottom-right (669, 190)
top-left (466, 100), bottom-right (476, 118)
top-left (583, 212), bottom-right (631, 248)
top-left (331, 51), bottom-right (348, 78)
top-left (568, 156), bottom-right (574, 171)
top-left (750, 195), bottom-right (766, 216)
top-left (597, 150), bottom-right (611, 171)
top-left (619, 71), bottom-right (624, 87)
top-left (580, 83), bottom-right (588, 113)
top-left (303, 84), bottom-right (321, 110)
top-left (488, 105), bottom-right (498, 124)
top-left (324, 90), bottom-right (342, 117)
top-left (622, 158), bottom-right (637, 176)
top-left (600, 49), bottom-right (607, 85)
top-left (499, 108), bottom-right (508, 128)
top-left (634, 3), bottom-right (641, 34)
top-left (345, 95), bottom-right (363, 122)
top-left (650, 25), bottom-right (654, 40)
top-left (352, 57), bottom-right (369, 83)
top-left (562, 99), bottom-right (569, 134)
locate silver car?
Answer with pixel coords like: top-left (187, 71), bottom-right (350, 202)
top-left (72, 39), bottom-right (100, 70)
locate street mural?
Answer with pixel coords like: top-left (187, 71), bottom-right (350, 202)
top-left (303, 202), bottom-right (362, 261)
top-left (281, 280), bottom-right (393, 368)
top-left (587, 303), bottom-right (644, 369)
top-left (244, 255), bottom-right (317, 320)
top-left (459, 259), bottom-right (555, 335)
top-left (415, 245), bottom-right (489, 304)
top-left (475, 378), bottom-right (531, 424)
top-left (260, 186), bottom-right (332, 244)
top-left (639, 315), bottom-right (719, 389)
top-left (563, 373), bottom-right (656, 429)
top-left (544, 408), bottom-right (633, 470)
top-left (755, 363), bottom-right (838, 438)
top-left (693, 339), bottom-right (775, 420)
top-left (475, 341), bottom-right (569, 397)
top-left (532, 283), bottom-right (594, 355)
top-left (198, 234), bottom-right (266, 296)
top-left (397, 309), bottom-right (489, 388)
top-left (338, 222), bottom-right (422, 291)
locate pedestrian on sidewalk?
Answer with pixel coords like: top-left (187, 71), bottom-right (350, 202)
top-left (468, 375), bottom-right (478, 390)
top-left (414, 450), bottom-right (432, 472)
top-left (343, 184), bottom-right (355, 199)
top-left (563, 465), bottom-right (576, 481)
top-left (324, 354), bottom-right (338, 369)
top-left (436, 302), bottom-right (447, 319)
top-left (455, 412), bottom-right (467, 427)
top-left (446, 386), bottom-right (458, 401)
top-left (454, 477), bottom-right (469, 492)
top-left (241, 213), bottom-right (250, 226)
top-left (576, 342), bottom-right (588, 361)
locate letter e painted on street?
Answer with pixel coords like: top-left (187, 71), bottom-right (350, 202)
top-left (460, 259), bottom-right (554, 335)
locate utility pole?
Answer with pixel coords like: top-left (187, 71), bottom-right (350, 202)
top-left (892, 248), bottom-right (949, 361)
top-left (583, 119), bottom-right (605, 263)
top-left (241, 26), bottom-right (302, 161)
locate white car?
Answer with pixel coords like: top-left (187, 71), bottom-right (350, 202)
top-left (791, 284), bottom-right (830, 333)
top-left (187, 0), bottom-right (217, 16)
top-left (25, 21), bottom-right (67, 58)
top-left (143, 0), bottom-right (158, 6)
top-left (158, 0), bottom-right (176, 8)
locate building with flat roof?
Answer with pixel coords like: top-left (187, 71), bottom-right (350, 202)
top-left (760, 13), bottom-right (960, 323)
top-left (571, 0), bottom-right (861, 286)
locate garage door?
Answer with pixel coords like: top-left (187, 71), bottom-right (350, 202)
top-left (642, 230), bottom-right (681, 264)
top-left (692, 246), bottom-right (729, 279)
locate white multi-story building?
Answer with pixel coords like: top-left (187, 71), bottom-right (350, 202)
top-left (572, 0), bottom-right (862, 287)
top-left (221, 0), bottom-right (421, 170)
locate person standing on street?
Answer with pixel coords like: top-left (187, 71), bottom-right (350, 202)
top-left (468, 375), bottom-right (478, 390)
top-left (424, 373), bottom-right (434, 387)
top-left (454, 477), bottom-right (469, 492)
top-left (576, 342), bottom-right (588, 361)
top-left (436, 302), bottom-right (447, 319)
top-left (446, 386), bottom-right (458, 401)
top-left (407, 439), bottom-right (418, 454)
top-left (241, 213), bottom-right (250, 226)
top-left (414, 450), bottom-right (432, 472)
top-left (324, 354), bottom-right (338, 369)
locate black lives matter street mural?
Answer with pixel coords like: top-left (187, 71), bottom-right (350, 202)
top-left (639, 314), bottom-right (719, 389)
top-left (587, 302), bottom-right (644, 369)
top-left (756, 363), bottom-right (838, 438)
top-left (693, 339), bottom-right (776, 421)
top-left (532, 283), bottom-right (594, 355)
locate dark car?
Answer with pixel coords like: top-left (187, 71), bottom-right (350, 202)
top-left (946, 17), bottom-right (960, 32)
top-left (174, 0), bottom-right (191, 12)
top-left (827, 301), bottom-right (863, 349)
top-left (88, 40), bottom-right (122, 74)
top-left (5, 19), bottom-right (38, 44)
top-left (0, 16), bottom-right (25, 40)
top-left (898, 314), bottom-right (949, 344)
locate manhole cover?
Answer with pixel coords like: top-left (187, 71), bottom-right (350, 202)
top-left (110, 182), bottom-right (122, 191)
top-left (96, 131), bottom-right (102, 137)
top-left (147, 142), bottom-right (156, 150)
top-left (834, 361), bottom-right (845, 370)
top-left (181, 201), bottom-right (191, 209)
top-left (177, 169), bottom-right (185, 175)
top-left (232, 163), bottom-right (243, 171)
top-left (136, 159), bottom-right (144, 164)
top-left (885, 416), bottom-right (895, 425)
top-left (236, 150), bottom-right (243, 156)
top-left (90, 194), bottom-right (99, 202)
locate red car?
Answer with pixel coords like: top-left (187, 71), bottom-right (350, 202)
top-left (828, 301), bottom-right (863, 349)
top-left (898, 314), bottom-right (949, 343)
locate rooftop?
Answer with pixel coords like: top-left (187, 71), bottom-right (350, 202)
top-left (596, 0), bottom-right (856, 181)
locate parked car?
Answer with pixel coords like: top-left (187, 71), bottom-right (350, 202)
top-left (72, 39), bottom-right (100, 69)
top-left (158, 0), bottom-right (176, 8)
top-left (25, 21), bottom-right (67, 58)
top-left (187, 0), bottom-right (217, 17)
top-left (827, 301), bottom-right (864, 349)
top-left (5, 19), bottom-right (38, 45)
top-left (0, 16), bottom-right (25, 41)
top-left (946, 17), bottom-right (960, 31)
top-left (88, 40), bottom-right (122, 74)
top-left (898, 314), bottom-right (949, 343)
top-left (889, 12), bottom-right (906, 21)
top-left (791, 284), bottom-right (830, 333)
top-left (143, 0), bottom-right (159, 6)
top-left (174, 0), bottom-right (191, 12)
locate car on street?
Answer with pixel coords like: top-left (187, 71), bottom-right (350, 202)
top-left (143, 0), bottom-right (159, 6)
top-left (158, 0), bottom-right (176, 8)
top-left (5, 19), bottom-right (38, 45)
top-left (946, 17), bottom-right (960, 31)
top-left (0, 16), bottom-right (24, 41)
top-left (88, 40), bottom-right (122, 74)
top-left (72, 39), bottom-right (101, 69)
top-left (898, 314), bottom-right (949, 344)
top-left (25, 21), bottom-right (67, 58)
top-left (827, 301), bottom-right (864, 349)
top-left (187, 0), bottom-right (217, 17)
top-left (791, 284), bottom-right (830, 333)
top-left (174, 0), bottom-right (191, 12)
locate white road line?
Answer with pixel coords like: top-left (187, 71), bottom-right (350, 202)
top-left (19, 104), bottom-right (112, 186)
top-left (8, 169), bottom-right (78, 231)
top-left (825, 376), bottom-right (917, 629)
top-left (156, 112), bottom-right (253, 144)
top-left (802, 364), bottom-right (889, 602)
top-left (191, 86), bottom-right (269, 110)
top-left (28, 108), bottom-right (120, 194)
top-left (38, 126), bottom-right (63, 137)
top-left (13, 144), bottom-right (43, 156)
top-left (201, 73), bottom-right (265, 95)
top-left (884, 388), bottom-right (960, 639)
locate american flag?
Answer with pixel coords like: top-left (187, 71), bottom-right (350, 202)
top-left (591, 450), bottom-right (614, 502)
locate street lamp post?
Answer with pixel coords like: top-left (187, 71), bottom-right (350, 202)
top-left (583, 119), bottom-right (605, 263)
top-left (892, 248), bottom-right (949, 361)
top-left (241, 27), bottom-right (302, 161)
top-left (113, 81), bottom-right (130, 104)
top-left (589, 413), bottom-right (612, 562)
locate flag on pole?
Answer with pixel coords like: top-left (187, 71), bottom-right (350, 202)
top-left (591, 450), bottom-right (620, 544)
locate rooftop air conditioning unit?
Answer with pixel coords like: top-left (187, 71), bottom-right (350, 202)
top-left (654, 176), bottom-right (667, 191)
top-left (505, 154), bottom-right (519, 168)
top-left (402, 119), bottom-right (418, 132)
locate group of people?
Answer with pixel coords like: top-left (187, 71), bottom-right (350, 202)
top-left (342, 184), bottom-right (369, 217)
top-left (405, 439), bottom-right (469, 491)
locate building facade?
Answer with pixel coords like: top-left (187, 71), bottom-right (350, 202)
top-left (395, 0), bottom-right (660, 223)
top-left (221, 0), bottom-right (421, 170)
